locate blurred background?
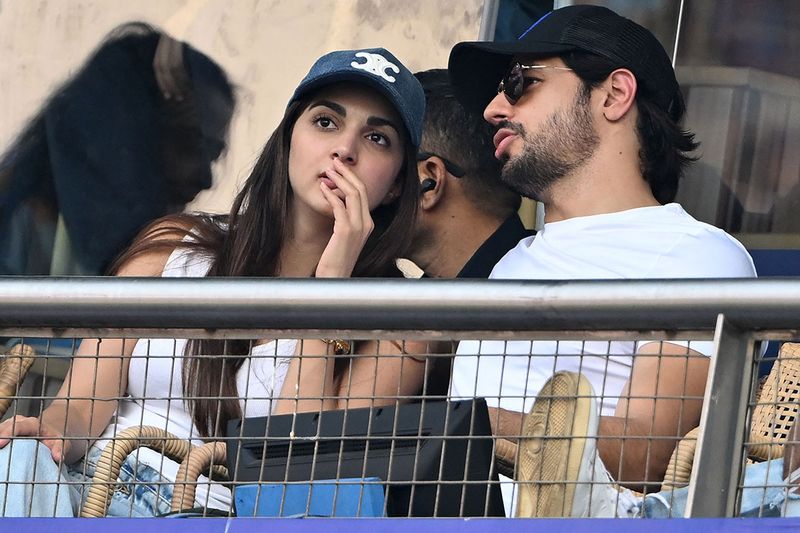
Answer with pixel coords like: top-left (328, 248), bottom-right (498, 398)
top-left (1, 0), bottom-right (797, 275)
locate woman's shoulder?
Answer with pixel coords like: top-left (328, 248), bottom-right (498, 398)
top-left (114, 214), bottom-right (222, 277)
top-left (114, 220), bottom-right (191, 277)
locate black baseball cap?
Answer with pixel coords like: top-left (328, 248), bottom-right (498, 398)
top-left (449, 4), bottom-right (683, 121)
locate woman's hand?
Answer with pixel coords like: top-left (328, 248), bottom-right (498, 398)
top-left (0, 415), bottom-right (71, 463)
top-left (315, 157), bottom-right (375, 278)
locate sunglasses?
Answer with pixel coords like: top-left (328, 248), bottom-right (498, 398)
top-left (497, 62), bottom-right (573, 105)
top-left (417, 151), bottom-right (466, 178)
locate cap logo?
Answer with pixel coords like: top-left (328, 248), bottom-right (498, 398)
top-left (351, 52), bottom-right (400, 83)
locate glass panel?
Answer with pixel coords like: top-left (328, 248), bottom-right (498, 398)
top-left (0, 1), bottom-right (484, 276)
top-left (495, 0), bottom-right (553, 42)
top-left (674, 0), bottom-right (800, 248)
top-left (560, 0), bottom-right (682, 59)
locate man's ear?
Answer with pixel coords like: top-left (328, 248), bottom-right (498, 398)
top-left (600, 68), bottom-right (637, 122)
top-left (416, 157), bottom-right (447, 211)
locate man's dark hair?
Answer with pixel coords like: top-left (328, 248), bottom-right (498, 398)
top-left (414, 69), bottom-right (521, 218)
top-left (562, 52), bottom-right (699, 204)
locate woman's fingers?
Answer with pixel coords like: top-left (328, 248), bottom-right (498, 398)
top-left (328, 159), bottom-right (372, 230)
top-left (316, 161), bottom-right (377, 278)
top-left (331, 158), bottom-right (370, 209)
top-left (0, 416), bottom-right (39, 444)
top-left (324, 169), bottom-right (365, 230)
top-left (0, 416), bottom-right (67, 461)
top-left (45, 437), bottom-right (68, 463)
top-left (319, 180), bottom-right (347, 219)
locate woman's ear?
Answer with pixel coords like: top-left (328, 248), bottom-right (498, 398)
top-left (380, 178), bottom-right (403, 205)
top-left (601, 68), bottom-right (637, 122)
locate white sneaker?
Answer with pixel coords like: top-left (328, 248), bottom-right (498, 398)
top-left (514, 371), bottom-right (636, 518)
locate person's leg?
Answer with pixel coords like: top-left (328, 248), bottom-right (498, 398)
top-left (110, 453), bottom-right (174, 517)
top-left (515, 371), bottom-right (638, 518)
top-left (645, 432), bottom-right (797, 518)
top-left (644, 459), bottom-right (788, 518)
top-left (73, 446), bottom-right (174, 517)
top-left (0, 439), bottom-right (79, 516)
top-left (642, 486), bottom-right (687, 518)
top-left (782, 420), bottom-right (800, 516)
top-left (737, 419), bottom-right (800, 517)
top-left (746, 420), bottom-right (800, 517)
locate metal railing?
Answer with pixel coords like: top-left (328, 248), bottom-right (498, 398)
top-left (1, 277), bottom-right (799, 518)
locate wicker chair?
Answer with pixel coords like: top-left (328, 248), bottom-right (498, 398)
top-left (80, 427), bottom-right (228, 517)
top-left (0, 342), bottom-right (227, 517)
top-left (661, 342), bottom-right (800, 488)
top-left (488, 343), bottom-right (800, 490)
top-left (85, 431), bottom-right (518, 517)
top-left (0, 343), bottom-right (36, 419)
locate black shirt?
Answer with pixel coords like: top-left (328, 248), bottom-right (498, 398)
top-left (456, 215), bottom-right (532, 278)
top-left (424, 215), bottom-right (532, 396)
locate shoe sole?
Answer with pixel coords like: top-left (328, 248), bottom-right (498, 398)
top-left (515, 371), bottom-right (594, 517)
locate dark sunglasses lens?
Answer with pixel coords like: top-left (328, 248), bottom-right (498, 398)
top-left (508, 64), bottom-right (523, 102)
top-left (498, 63), bottom-right (523, 104)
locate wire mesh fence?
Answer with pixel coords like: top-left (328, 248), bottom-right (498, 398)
top-left (0, 277), bottom-right (799, 519)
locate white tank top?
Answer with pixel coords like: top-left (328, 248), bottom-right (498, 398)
top-left (93, 247), bottom-right (298, 511)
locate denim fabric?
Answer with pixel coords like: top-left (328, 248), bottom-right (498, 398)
top-left (643, 458), bottom-right (800, 518)
top-left (0, 439), bottom-right (78, 516)
top-left (76, 446), bottom-right (174, 517)
top-left (0, 438), bottom-right (173, 517)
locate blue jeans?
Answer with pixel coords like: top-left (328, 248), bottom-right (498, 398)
top-left (0, 438), bottom-right (174, 517)
top-left (643, 458), bottom-right (800, 517)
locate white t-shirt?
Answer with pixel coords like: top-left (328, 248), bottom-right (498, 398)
top-left (451, 203), bottom-right (757, 416)
top-left (93, 247), bottom-right (297, 512)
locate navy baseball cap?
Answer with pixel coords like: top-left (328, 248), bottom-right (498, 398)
top-left (289, 47), bottom-right (425, 148)
top-left (449, 5), bottom-right (684, 122)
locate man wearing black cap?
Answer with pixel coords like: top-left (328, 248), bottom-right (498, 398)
top-left (447, 5), bottom-right (757, 517)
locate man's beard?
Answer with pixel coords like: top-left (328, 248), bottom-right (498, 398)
top-left (499, 85), bottom-right (599, 201)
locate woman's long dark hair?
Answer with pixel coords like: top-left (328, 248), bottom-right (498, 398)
top-left (116, 93), bottom-right (419, 437)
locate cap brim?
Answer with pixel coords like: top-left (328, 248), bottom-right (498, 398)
top-left (448, 40), bottom-right (577, 114)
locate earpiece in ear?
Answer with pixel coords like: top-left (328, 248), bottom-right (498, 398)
top-left (419, 178), bottom-right (436, 195)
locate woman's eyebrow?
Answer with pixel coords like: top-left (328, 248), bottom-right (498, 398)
top-left (309, 100), bottom-right (399, 136)
top-left (308, 100), bottom-right (346, 116)
top-left (367, 116), bottom-right (399, 136)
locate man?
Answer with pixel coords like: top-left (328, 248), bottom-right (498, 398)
top-left (402, 69), bottom-right (528, 398)
top-left (446, 4), bottom-right (757, 516)
top-left (407, 69), bottom-right (526, 280)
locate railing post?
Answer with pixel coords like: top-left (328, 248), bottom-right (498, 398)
top-left (686, 314), bottom-right (755, 517)
top-left (478, 0), bottom-right (499, 41)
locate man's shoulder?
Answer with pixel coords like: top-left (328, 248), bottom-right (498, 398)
top-left (661, 228), bottom-right (755, 277)
top-left (653, 205), bottom-right (754, 272)
top-left (488, 204), bottom-right (756, 280)
top-left (594, 203), bottom-right (756, 277)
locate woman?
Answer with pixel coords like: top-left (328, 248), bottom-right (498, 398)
top-left (0, 47), bottom-right (427, 517)
top-left (0, 22), bottom-right (235, 276)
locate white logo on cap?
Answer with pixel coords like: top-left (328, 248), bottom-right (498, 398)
top-left (351, 52), bottom-right (400, 83)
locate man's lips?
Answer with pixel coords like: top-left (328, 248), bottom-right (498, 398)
top-left (493, 129), bottom-right (517, 159)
